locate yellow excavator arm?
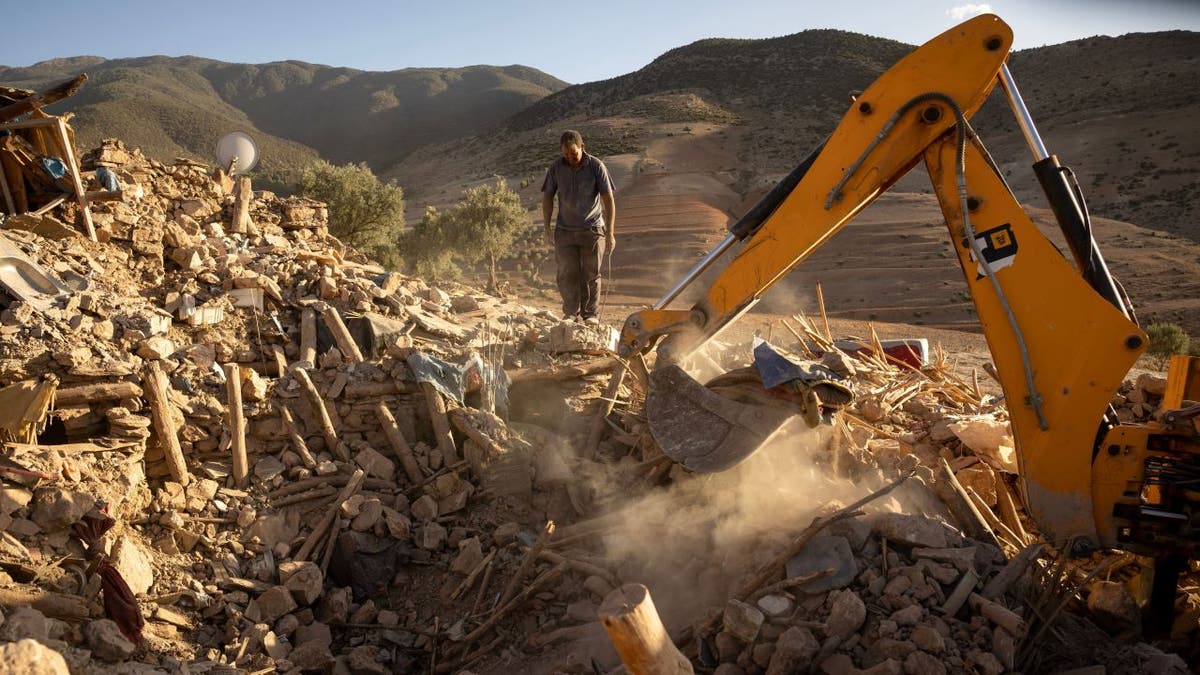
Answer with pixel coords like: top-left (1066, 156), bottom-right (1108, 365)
top-left (618, 14), bottom-right (1161, 552)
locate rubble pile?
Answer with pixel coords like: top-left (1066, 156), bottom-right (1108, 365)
top-left (0, 135), bottom-right (1188, 675)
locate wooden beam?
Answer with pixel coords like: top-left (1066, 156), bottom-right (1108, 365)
top-left (0, 150), bottom-right (27, 213)
top-left (292, 367), bottom-right (350, 462)
top-left (421, 382), bottom-right (460, 465)
top-left (0, 75), bottom-right (88, 124)
top-left (586, 360), bottom-right (626, 458)
top-left (142, 361), bottom-right (190, 486)
top-left (279, 403), bottom-right (318, 469)
top-left (374, 401), bottom-right (422, 484)
top-left (230, 175), bottom-right (252, 234)
top-left (224, 364), bottom-right (248, 487)
top-left (320, 303), bottom-right (364, 363)
top-left (50, 118), bottom-right (95, 241)
top-left (56, 381), bottom-right (143, 406)
top-left (599, 584), bottom-right (693, 675)
top-left (294, 468), bottom-right (364, 562)
top-left (299, 308), bottom-right (317, 366)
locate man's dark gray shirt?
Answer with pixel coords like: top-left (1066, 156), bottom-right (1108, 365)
top-left (542, 153), bottom-right (614, 232)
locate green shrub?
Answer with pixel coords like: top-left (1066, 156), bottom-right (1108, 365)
top-left (299, 161), bottom-right (405, 268)
top-left (1145, 322), bottom-right (1190, 369)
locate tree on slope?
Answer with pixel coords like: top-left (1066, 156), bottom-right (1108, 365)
top-left (299, 160), bottom-right (405, 267)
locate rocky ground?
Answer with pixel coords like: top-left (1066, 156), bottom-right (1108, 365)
top-left (0, 139), bottom-right (1193, 675)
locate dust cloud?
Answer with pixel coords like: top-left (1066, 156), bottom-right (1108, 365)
top-left (596, 418), bottom-right (876, 631)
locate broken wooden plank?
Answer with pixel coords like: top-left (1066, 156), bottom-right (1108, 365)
top-left (0, 75), bottom-right (88, 124)
top-left (320, 303), bottom-right (364, 363)
top-left (224, 363), bottom-right (248, 487)
top-left (142, 361), bottom-right (190, 486)
top-left (294, 469), bottom-right (364, 562)
top-left (292, 367), bottom-right (350, 462)
top-left (230, 175), bottom-right (252, 234)
top-left (421, 382), bottom-right (460, 465)
top-left (278, 404), bottom-right (318, 470)
top-left (374, 401), bottom-right (422, 484)
top-left (50, 117), bottom-right (95, 241)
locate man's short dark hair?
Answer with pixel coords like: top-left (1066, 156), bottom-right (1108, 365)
top-left (560, 130), bottom-right (583, 147)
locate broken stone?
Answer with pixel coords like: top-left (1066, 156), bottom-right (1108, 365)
top-left (871, 638), bottom-right (916, 661)
top-left (288, 641), bottom-right (334, 673)
top-left (0, 606), bottom-right (47, 642)
top-left (913, 547), bottom-right (976, 573)
top-left (85, 619), bottom-right (136, 662)
top-left (910, 625), bottom-right (945, 654)
top-left (871, 513), bottom-right (949, 549)
top-left (722, 599), bottom-right (764, 643)
top-left (410, 495), bottom-right (438, 522)
top-left (756, 594), bottom-right (794, 617)
top-left (354, 446), bottom-right (395, 480)
top-left (109, 534), bottom-right (155, 596)
top-left (785, 534), bottom-right (857, 593)
top-left (965, 649), bottom-right (1004, 675)
top-left (825, 589), bottom-right (866, 640)
top-left (904, 650), bottom-right (946, 675)
top-left (136, 336), bottom-right (176, 360)
top-left (348, 645), bottom-right (388, 675)
top-left (450, 537), bottom-right (484, 576)
top-left (954, 463), bottom-right (997, 507)
top-left (890, 604), bottom-right (922, 626)
top-left (351, 499), bottom-right (384, 532)
top-left (766, 626), bottom-right (819, 675)
top-left (582, 575), bottom-right (614, 599)
top-left (417, 522), bottom-right (447, 550)
top-left (493, 521), bottom-right (520, 546)
top-left (281, 561), bottom-right (324, 606)
top-left (256, 585), bottom-right (299, 622)
top-left (0, 639), bottom-right (69, 675)
top-left (31, 488), bottom-right (93, 533)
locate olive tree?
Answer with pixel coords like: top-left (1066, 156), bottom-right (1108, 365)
top-left (1146, 322), bottom-right (1190, 370)
top-left (443, 177), bottom-right (530, 292)
top-left (299, 160), bottom-right (405, 267)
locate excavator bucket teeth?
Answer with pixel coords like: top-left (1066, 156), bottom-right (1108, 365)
top-left (647, 364), bottom-right (796, 473)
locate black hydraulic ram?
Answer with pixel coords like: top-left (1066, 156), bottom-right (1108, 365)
top-left (998, 64), bottom-right (1134, 321)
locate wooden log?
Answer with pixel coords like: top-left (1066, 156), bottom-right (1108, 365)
top-left (294, 469), bottom-right (364, 562)
top-left (462, 562), bottom-right (567, 645)
top-left (421, 382), bottom-right (460, 464)
top-left (996, 477), bottom-right (1031, 545)
top-left (968, 592), bottom-right (1027, 636)
top-left (224, 364), bottom-right (248, 487)
top-left (292, 368), bottom-right (350, 462)
top-left (496, 520), bottom-right (554, 608)
top-left (230, 175), bottom-right (252, 234)
top-left (374, 401), bottom-right (422, 484)
top-left (0, 586), bottom-right (90, 621)
top-left (933, 457), bottom-right (1001, 548)
top-left (142, 361), bottom-right (190, 486)
top-left (50, 118), bottom-right (95, 241)
top-left (299, 309), bottom-right (317, 366)
top-left (451, 548), bottom-right (498, 601)
top-left (599, 583), bottom-right (694, 675)
top-left (507, 355), bottom-right (615, 383)
top-left (585, 360), bottom-right (625, 458)
top-left (342, 380), bottom-right (419, 398)
top-left (270, 344), bottom-right (288, 379)
top-left (982, 543), bottom-right (1045, 600)
top-left (941, 568), bottom-right (980, 617)
top-left (55, 381), bottom-right (142, 406)
top-left (0, 75), bottom-right (88, 124)
top-left (279, 404), bottom-right (318, 469)
top-left (538, 549), bottom-right (619, 588)
top-left (319, 303), bottom-right (364, 363)
top-left (0, 161), bottom-right (15, 215)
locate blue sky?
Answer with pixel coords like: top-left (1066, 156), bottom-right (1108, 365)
top-left (2, 0), bottom-right (1197, 84)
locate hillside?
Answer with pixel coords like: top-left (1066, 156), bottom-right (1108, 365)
top-left (0, 57), bottom-right (569, 177)
top-left (393, 29), bottom-right (1200, 243)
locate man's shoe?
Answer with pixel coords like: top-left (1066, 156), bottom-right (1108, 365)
top-left (584, 316), bottom-right (600, 325)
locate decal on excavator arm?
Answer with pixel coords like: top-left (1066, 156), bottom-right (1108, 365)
top-left (964, 223), bottom-right (1018, 279)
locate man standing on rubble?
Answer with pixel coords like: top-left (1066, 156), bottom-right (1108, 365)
top-left (542, 130), bottom-right (616, 324)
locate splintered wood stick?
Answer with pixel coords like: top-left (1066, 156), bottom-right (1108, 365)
top-left (320, 303), bottom-right (364, 363)
top-left (600, 583), bottom-right (694, 675)
top-left (983, 543), bottom-right (1045, 600)
top-left (816, 281), bottom-right (832, 343)
top-left (996, 478), bottom-right (1031, 545)
top-left (586, 360), bottom-right (627, 459)
top-left (471, 553), bottom-right (497, 617)
top-left (451, 548), bottom-right (498, 601)
top-left (143, 360), bottom-right (190, 486)
top-left (51, 117), bottom-right (96, 241)
top-left (278, 404), bottom-right (318, 469)
top-left (421, 382), bottom-right (460, 464)
top-left (462, 561), bottom-right (568, 645)
top-left (299, 308), bottom-right (317, 366)
top-left (320, 515), bottom-right (341, 576)
top-left (271, 345), bottom-right (288, 378)
top-left (294, 469), bottom-right (364, 562)
top-left (374, 401), bottom-right (423, 484)
top-left (292, 367), bottom-right (350, 462)
top-left (224, 364), bottom-right (248, 487)
top-left (496, 520), bottom-right (555, 609)
top-left (538, 549), bottom-right (619, 588)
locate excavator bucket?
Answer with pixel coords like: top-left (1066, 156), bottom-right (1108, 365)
top-left (647, 364), bottom-right (797, 473)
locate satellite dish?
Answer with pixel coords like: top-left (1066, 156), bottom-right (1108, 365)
top-left (216, 132), bottom-right (259, 175)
